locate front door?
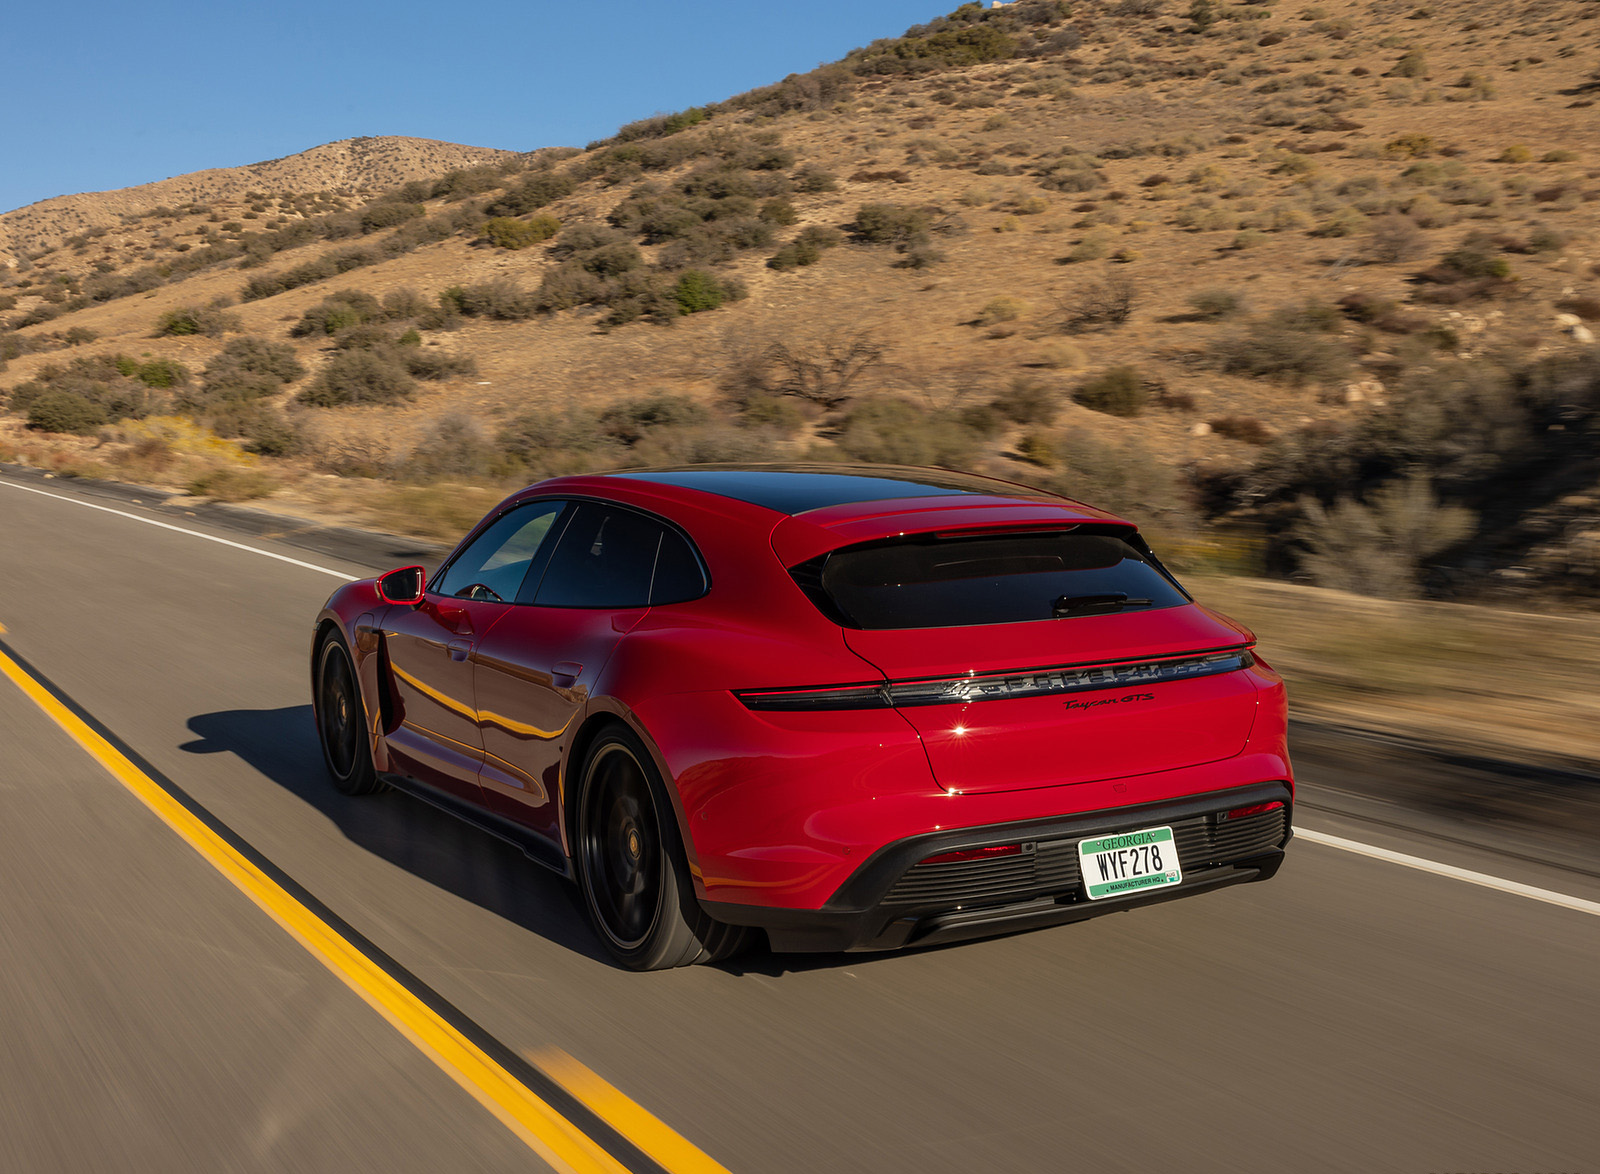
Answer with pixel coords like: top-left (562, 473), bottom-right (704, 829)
top-left (380, 498), bottom-right (569, 803)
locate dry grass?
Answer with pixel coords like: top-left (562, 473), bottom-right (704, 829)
top-left (1192, 575), bottom-right (1600, 765)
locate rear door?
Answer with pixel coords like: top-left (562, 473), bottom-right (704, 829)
top-left (472, 502), bottom-right (704, 845)
top-left (806, 528), bottom-right (1261, 794)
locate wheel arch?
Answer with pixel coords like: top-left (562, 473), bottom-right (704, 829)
top-left (561, 708), bottom-right (701, 883)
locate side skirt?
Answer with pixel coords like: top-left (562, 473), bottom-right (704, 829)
top-left (378, 771), bottom-right (572, 880)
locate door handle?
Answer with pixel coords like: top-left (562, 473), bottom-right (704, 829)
top-left (552, 661), bottom-right (583, 686)
top-left (448, 639), bottom-right (473, 662)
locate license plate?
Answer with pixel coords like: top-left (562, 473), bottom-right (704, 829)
top-left (1077, 825), bottom-right (1182, 900)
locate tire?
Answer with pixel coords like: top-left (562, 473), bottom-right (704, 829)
top-left (575, 726), bottom-right (749, 971)
top-left (315, 634), bottom-right (384, 796)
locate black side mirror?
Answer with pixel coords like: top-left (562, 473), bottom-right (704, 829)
top-left (376, 565), bottom-right (426, 605)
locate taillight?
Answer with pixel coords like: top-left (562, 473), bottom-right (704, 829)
top-left (922, 844), bottom-right (1024, 865)
top-left (1224, 801), bottom-right (1284, 820)
top-left (736, 648), bottom-right (1254, 712)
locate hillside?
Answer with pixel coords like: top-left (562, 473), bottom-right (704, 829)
top-left (2, 0), bottom-right (1598, 605)
top-left (0, 136), bottom-right (517, 266)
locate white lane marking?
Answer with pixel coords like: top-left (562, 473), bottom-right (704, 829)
top-left (1298, 827), bottom-right (1600, 917)
top-left (0, 478), bottom-right (357, 582)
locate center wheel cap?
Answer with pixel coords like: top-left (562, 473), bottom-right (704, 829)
top-left (627, 829), bottom-right (642, 859)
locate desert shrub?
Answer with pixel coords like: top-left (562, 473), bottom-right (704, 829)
top-left (291, 289), bottom-right (384, 336)
top-left (598, 395), bottom-right (709, 445)
top-left (850, 203), bottom-right (931, 247)
top-left (207, 403), bottom-right (304, 457)
top-left (443, 279), bottom-right (540, 321)
top-left (192, 336), bottom-right (305, 406)
top-left (836, 398), bottom-right (981, 467)
top-left (382, 287), bottom-right (429, 319)
top-left (1296, 475), bottom-right (1473, 597)
top-left (155, 304), bottom-right (242, 337)
top-left (847, 22), bottom-right (1017, 76)
top-left (1073, 367), bottom-right (1146, 417)
top-left (1365, 214), bottom-right (1426, 262)
top-left (1435, 240), bottom-right (1511, 279)
top-left (26, 389), bottom-right (107, 433)
top-left (1389, 50), bottom-right (1427, 78)
top-left (1494, 145), bottom-right (1532, 164)
top-left (400, 347), bottom-right (478, 381)
top-left (1035, 154), bottom-right (1105, 193)
top-left (1213, 305), bottom-right (1352, 386)
top-left (976, 296), bottom-right (1029, 326)
top-left (481, 215), bottom-right (560, 249)
top-left (723, 329), bottom-right (889, 410)
top-left (760, 198), bottom-right (798, 226)
top-left (768, 225), bottom-right (844, 270)
top-left (793, 165), bottom-right (839, 193)
top-left (431, 165), bottom-right (504, 200)
top-left (486, 171), bottom-right (577, 217)
top-left (673, 270), bottom-right (740, 315)
top-left (359, 202), bottom-right (424, 233)
top-left (1209, 416), bottom-right (1274, 444)
top-left (1063, 233), bottom-right (1111, 263)
top-left (188, 466), bottom-right (276, 501)
top-left (401, 415), bottom-right (498, 479)
top-left (131, 358), bottom-right (189, 389)
top-left (298, 349), bottom-right (416, 407)
top-left (992, 376), bottom-right (1058, 425)
top-left (1060, 276), bottom-right (1137, 332)
top-left (1188, 288), bottom-right (1245, 319)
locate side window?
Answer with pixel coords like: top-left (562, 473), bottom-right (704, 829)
top-left (533, 504), bottom-right (703, 609)
top-left (650, 528), bottom-right (706, 605)
top-left (434, 501), bottom-right (567, 603)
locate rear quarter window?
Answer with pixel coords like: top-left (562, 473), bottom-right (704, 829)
top-left (793, 528), bottom-right (1189, 630)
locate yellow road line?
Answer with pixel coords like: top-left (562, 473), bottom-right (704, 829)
top-left (535, 1050), bottom-right (734, 1174)
top-left (0, 642), bottom-right (632, 1174)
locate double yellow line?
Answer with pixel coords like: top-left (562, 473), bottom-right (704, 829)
top-left (0, 632), bottom-right (729, 1174)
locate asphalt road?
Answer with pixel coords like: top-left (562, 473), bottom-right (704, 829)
top-left (2, 469), bottom-right (1597, 1173)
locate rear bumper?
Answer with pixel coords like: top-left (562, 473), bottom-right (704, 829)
top-left (701, 781), bottom-right (1291, 953)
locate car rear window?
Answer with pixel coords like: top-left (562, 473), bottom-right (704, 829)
top-left (792, 528), bottom-right (1189, 630)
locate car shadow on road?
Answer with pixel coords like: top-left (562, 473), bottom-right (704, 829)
top-left (180, 705), bottom-right (611, 967)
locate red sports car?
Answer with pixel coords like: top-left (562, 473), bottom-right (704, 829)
top-left (312, 465), bottom-right (1292, 969)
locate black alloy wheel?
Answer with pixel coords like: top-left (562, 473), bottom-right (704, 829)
top-left (316, 636), bottom-right (381, 796)
top-left (575, 727), bottom-right (750, 970)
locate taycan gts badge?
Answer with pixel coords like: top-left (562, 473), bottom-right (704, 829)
top-left (1064, 692), bottom-right (1155, 713)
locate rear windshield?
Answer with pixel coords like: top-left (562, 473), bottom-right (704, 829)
top-left (793, 528), bottom-right (1189, 630)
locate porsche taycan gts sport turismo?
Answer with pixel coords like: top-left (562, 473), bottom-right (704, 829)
top-left (312, 465), bottom-right (1292, 969)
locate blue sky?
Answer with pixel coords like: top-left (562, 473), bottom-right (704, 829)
top-left (4, 1), bottom-right (949, 214)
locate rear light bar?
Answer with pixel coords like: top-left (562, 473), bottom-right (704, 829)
top-left (737, 648), bottom-right (1255, 712)
top-left (1224, 800), bottom-right (1284, 820)
top-left (922, 844), bottom-right (1024, 866)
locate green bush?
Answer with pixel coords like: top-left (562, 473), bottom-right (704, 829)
top-left (132, 358), bottom-right (189, 389)
top-left (26, 389), bottom-right (107, 433)
top-left (1074, 367), bottom-right (1147, 417)
top-left (481, 215), bottom-right (560, 249)
top-left (291, 290), bottom-right (384, 337)
top-left (155, 304), bottom-right (242, 337)
top-left (673, 270), bottom-right (741, 315)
